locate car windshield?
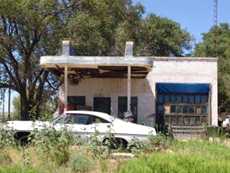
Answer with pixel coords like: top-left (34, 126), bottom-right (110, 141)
top-left (52, 113), bottom-right (111, 125)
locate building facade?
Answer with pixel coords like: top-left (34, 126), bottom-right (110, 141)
top-left (40, 41), bottom-right (218, 128)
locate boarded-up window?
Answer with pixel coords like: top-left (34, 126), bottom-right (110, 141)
top-left (93, 97), bottom-right (111, 114)
top-left (68, 96), bottom-right (85, 106)
top-left (118, 96), bottom-right (138, 123)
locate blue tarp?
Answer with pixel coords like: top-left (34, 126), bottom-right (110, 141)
top-left (156, 83), bottom-right (209, 94)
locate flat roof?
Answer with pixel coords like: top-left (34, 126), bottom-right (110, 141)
top-left (153, 56), bottom-right (218, 62)
top-left (40, 55), bottom-right (217, 69)
top-left (40, 55), bottom-right (153, 69)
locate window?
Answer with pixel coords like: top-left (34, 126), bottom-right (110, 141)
top-left (93, 97), bottom-right (111, 114)
top-left (67, 96), bottom-right (86, 110)
top-left (65, 113), bottom-right (110, 125)
top-left (188, 106), bottom-right (195, 114)
top-left (201, 95), bottom-right (208, 103)
top-left (158, 95), bottom-right (164, 104)
top-left (53, 116), bottom-right (64, 124)
top-left (157, 105), bottom-right (164, 114)
top-left (68, 96), bottom-right (85, 105)
top-left (177, 105), bottom-right (183, 113)
top-left (201, 106), bottom-right (208, 115)
top-left (164, 95), bottom-right (170, 103)
top-left (196, 106), bottom-right (202, 115)
top-left (195, 95), bottom-right (200, 104)
top-left (65, 114), bottom-right (91, 124)
top-left (176, 95), bottom-right (182, 103)
top-left (91, 117), bottom-right (109, 124)
top-left (183, 105), bottom-right (189, 114)
top-left (171, 95), bottom-right (177, 103)
top-left (170, 105), bottom-right (176, 113)
top-left (182, 95), bottom-right (188, 103)
top-left (188, 95), bottom-right (194, 104)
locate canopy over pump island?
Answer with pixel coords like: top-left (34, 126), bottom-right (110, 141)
top-left (40, 41), bottom-right (218, 131)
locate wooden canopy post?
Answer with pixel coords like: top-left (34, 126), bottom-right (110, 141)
top-left (64, 65), bottom-right (68, 112)
top-left (127, 65), bottom-right (131, 112)
top-left (62, 40), bottom-right (70, 112)
top-left (125, 41), bottom-right (133, 113)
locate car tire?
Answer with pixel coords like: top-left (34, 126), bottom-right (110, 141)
top-left (103, 138), bottom-right (128, 150)
top-left (14, 132), bottom-right (31, 145)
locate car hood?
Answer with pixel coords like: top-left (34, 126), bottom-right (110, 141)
top-left (111, 119), bottom-right (156, 136)
top-left (5, 121), bottom-right (51, 131)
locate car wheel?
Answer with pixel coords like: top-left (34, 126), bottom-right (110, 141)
top-left (103, 138), bottom-right (128, 150)
top-left (14, 132), bottom-right (31, 145)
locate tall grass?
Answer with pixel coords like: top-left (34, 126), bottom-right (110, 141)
top-left (0, 166), bottom-right (40, 173)
top-left (117, 140), bottom-right (230, 173)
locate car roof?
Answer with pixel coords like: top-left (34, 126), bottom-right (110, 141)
top-left (64, 110), bottom-right (114, 122)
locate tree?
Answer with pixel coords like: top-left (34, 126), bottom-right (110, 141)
top-left (67, 0), bottom-right (144, 55)
top-left (12, 95), bottom-right (20, 119)
top-left (68, 0), bottom-right (191, 56)
top-left (194, 23), bottom-right (230, 114)
top-left (115, 14), bottom-right (192, 56)
top-left (0, 0), bottom-right (74, 119)
top-left (0, 0), bottom-right (192, 120)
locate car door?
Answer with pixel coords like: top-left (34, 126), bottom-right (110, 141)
top-left (62, 113), bottom-right (96, 141)
top-left (92, 116), bottom-right (113, 139)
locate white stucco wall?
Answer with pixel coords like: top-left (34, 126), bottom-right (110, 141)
top-left (150, 57), bottom-right (218, 126)
top-left (60, 57), bottom-right (218, 126)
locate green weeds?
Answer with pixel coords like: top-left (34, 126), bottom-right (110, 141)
top-left (31, 127), bottom-right (75, 165)
top-left (118, 140), bottom-right (230, 173)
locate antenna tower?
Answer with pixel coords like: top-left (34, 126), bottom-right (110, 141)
top-left (214, 0), bottom-right (218, 26)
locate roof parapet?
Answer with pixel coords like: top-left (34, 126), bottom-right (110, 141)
top-left (125, 41), bottom-right (133, 57)
top-left (62, 40), bottom-right (70, 56)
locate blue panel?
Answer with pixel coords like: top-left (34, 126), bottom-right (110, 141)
top-left (156, 83), bottom-right (209, 94)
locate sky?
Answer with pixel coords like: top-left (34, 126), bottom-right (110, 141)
top-left (133, 0), bottom-right (230, 43)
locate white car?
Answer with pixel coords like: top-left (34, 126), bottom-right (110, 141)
top-left (5, 111), bottom-right (156, 147)
top-left (222, 116), bottom-right (230, 128)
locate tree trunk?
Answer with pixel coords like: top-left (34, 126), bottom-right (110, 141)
top-left (20, 92), bottom-right (30, 120)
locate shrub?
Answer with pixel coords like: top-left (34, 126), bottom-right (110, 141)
top-left (70, 154), bottom-right (94, 173)
top-left (148, 133), bottom-right (172, 150)
top-left (31, 127), bottom-right (75, 166)
top-left (0, 128), bottom-right (16, 149)
top-left (128, 134), bottom-right (173, 155)
top-left (207, 126), bottom-right (225, 138)
top-left (88, 131), bottom-right (110, 159)
top-left (127, 138), bottom-right (147, 154)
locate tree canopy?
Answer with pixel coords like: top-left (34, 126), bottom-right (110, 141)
top-left (194, 23), bottom-right (230, 115)
top-left (68, 1), bottom-right (191, 56)
top-left (0, 0), bottom-right (192, 120)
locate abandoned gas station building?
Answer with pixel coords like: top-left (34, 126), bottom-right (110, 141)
top-left (40, 41), bottom-right (218, 128)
